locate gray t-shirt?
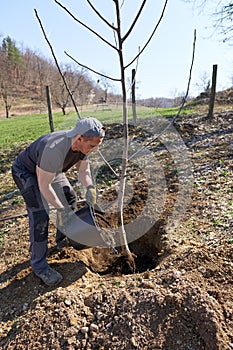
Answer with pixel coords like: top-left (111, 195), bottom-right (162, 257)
top-left (15, 131), bottom-right (86, 174)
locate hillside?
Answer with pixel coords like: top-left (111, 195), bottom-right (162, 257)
top-left (0, 38), bottom-right (110, 118)
top-left (1, 83), bottom-right (233, 118)
top-left (0, 100), bottom-right (233, 349)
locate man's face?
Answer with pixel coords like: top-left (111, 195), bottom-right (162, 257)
top-left (72, 136), bottom-right (103, 155)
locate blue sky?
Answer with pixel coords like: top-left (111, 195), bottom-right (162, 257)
top-left (0, 0), bottom-right (232, 99)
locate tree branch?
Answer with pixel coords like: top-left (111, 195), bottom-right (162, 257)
top-left (86, 0), bottom-right (117, 30)
top-left (124, 0), bottom-right (169, 69)
top-left (214, 3), bottom-right (233, 42)
top-left (54, 0), bottom-right (117, 51)
top-left (127, 46), bottom-right (140, 94)
top-left (34, 9), bottom-right (81, 118)
top-left (122, 0), bottom-right (147, 43)
top-left (64, 51), bottom-right (121, 82)
top-left (129, 29), bottom-right (197, 161)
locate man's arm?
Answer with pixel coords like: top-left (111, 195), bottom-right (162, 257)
top-left (36, 165), bottom-right (64, 209)
top-left (77, 160), bottom-right (93, 187)
top-left (77, 160), bottom-right (97, 206)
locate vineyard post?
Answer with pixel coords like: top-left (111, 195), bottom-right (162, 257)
top-left (46, 85), bottom-right (54, 132)
top-left (207, 64), bottom-right (218, 119)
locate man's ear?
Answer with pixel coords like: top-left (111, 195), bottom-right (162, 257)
top-left (73, 135), bottom-right (82, 142)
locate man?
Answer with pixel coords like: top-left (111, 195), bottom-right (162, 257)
top-left (12, 117), bottom-right (105, 286)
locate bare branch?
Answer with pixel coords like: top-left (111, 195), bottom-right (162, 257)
top-left (120, 0), bottom-right (126, 8)
top-left (127, 46), bottom-right (140, 94)
top-left (122, 0), bottom-right (147, 42)
top-left (214, 4), bottom-right (233, 42)
top-left (86, 0), bottom-right (117, 30)
top-left (86, 1), bottom-right (119, 52)
top-left (98, 151), bottom-right (120, 179)
top-left (175, 29), bottom-right (196, 117)
top-left (54, 0), bottom-right (117, 51)
top-left (113, 22), bottom-right (118, 46)
top-left (34, 9), bottom-right (81, 118)
top-left (64, 51), bottom-right (121, 82)
top-left (124, 0), bottom-right (169, 69)
top-left (129, 29), bottom-right (197, 161)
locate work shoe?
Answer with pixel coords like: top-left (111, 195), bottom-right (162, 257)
top-left (56, 237), bottom-right (70, 251)
top-left (35, 266), bottom-right (63, 286)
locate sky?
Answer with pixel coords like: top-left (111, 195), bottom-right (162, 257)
top-left (0, 0), bottom-right (232, 99)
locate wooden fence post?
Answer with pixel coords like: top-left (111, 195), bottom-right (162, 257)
top-left (131, 68), bottom-right (137, 126)
top-left (46, 85), bottom-right (54, 132)
top-left (207, 64), bottom-right (218, 119)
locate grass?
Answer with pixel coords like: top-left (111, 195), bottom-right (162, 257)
top-left (0, 105), bottom-right (194, 149)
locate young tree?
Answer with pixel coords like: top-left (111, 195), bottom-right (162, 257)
top-left (36, 0), bottom-right (169, 270)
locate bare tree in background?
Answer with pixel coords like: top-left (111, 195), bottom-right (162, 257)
top-left (19, 47), bottom-right (50, 96)
top-left (184, 0), bottom-right (233, 43)
top-left (195, 71), bottom-right (211, 97)
top-left (73, 72), bottom-right (95, 109)
top-left (37, 0), bottom-right (169, 270)
top-left (97, 75), bottom-right (114, 103)
top-left (214, 2), bottom-right (233, 43)
top-left (0, 53), bottom-right (13, 118)
top-left (49, 67), bottom-right (70, 115)
top-left (49, 64), bottom-right (88, 115)
top-left (36, 55), bottom-right (52, 112)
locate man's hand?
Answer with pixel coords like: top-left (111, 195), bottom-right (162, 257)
top-left (86, 185), bottom-right (97, 206)
top-left (57, 207), bottom-right (73, 234)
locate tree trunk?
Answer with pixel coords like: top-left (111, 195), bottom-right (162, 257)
top-left (114, 1), bottom-right (135, 272)
top-left (5, 104), bottom-right (10, 118)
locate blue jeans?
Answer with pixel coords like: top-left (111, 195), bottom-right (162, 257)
top-left (12, 161), bottom-right (76, 274)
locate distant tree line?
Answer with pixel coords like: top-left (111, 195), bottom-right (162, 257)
top-left (0, 36), bottom-right (120, 118)
top-left (137, 97), bottom-right (180, 108)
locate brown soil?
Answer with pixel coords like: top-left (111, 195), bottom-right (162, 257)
top-left (0, 108), bottom-right (233, 349)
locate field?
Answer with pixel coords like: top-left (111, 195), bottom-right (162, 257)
top-left (0, 101), bottom-right (233, 349)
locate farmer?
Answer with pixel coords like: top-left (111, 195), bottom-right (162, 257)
top-left (12, 117), bottom-right (105, 286)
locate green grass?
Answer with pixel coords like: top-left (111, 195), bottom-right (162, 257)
top-left (0, 105), bottom-right (193, 149)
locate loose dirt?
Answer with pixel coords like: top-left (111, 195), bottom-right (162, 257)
top-left (0, 107), bottom-right (233, 349)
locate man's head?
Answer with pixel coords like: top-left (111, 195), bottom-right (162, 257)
top-left (66, 117), bottom-right (105, 138)
top-left (67, 117), bottom-right (105, 154)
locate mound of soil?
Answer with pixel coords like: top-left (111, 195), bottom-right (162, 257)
top-left (0, 110), bottom-right (233, 349)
